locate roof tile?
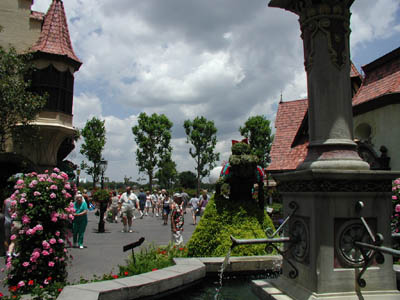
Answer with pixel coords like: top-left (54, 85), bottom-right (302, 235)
top-left (353, 48), bottom-right (400, 106)
top-left (267, 99), bottom-right (308, 172)
top-left (31, 0), bottom-right (81, 65)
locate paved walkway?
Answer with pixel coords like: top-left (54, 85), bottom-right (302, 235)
top-left (0, 209), bottom-right (198, 294)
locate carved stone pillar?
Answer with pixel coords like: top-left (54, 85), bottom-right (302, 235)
top-left (271, 0), bottom-right (369, 170)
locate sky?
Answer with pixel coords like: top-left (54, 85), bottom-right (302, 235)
top-left (32, 0), bottom-right (400, 183)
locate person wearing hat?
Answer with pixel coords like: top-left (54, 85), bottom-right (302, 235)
top-left (171, 193), bottom-right (184, 245)
top-left (73, 193), bottom-right (88, 248)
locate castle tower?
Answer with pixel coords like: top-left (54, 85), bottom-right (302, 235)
top-left (0, 0), bottom-right (81, 173)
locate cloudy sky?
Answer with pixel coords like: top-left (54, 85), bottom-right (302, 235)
top-left (32, 0), bottom-right (400, 183)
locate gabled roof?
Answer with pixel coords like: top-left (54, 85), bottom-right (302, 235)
top-left (353, 47), bottom-right (400, 107)
top-left (350, 62), bottom-right (362, 79)
top-left (31, 0), bottom-right (81, 69)
top-left (267, 47), bottom-right (400, 173)
top-left (267, 99), bottom-right (308, 172)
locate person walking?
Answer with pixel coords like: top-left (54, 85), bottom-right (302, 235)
top-left (73, 193), bottom-right (88, 249)
top-left (162, 191), bottom-right (171, 225)
top-left (199, 189), bottom-right (210, 216)
top-left (137, 188), bottom-right (146, 219)
top-left (145, 190), bottom-right (152, 216)
top-left (171, 193), bottom-right (184, 246)
top-left (119, 187), bottom-right (138, 233)
top-left (180, 191), bottom-right (189, 214)
top-left (109, 191), bottom-right (119, 223)
top-left (151, 190), bottom-right (158, 216)
top-left (189, 196), bottom-right (200, 225)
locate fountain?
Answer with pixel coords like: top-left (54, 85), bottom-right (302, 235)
top-left (230, 1), bottom-right (400, 299)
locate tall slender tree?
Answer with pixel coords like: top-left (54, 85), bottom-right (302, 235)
top-left (239, 115), bottom-right (274, 168)
top-left (184, 116), bottom-right (219, 196)
top-left (132, 112), bottom-right (173, 191)
top-left (80, 117), bottom-right (106, 189)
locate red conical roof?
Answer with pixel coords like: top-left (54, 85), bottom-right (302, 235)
top-left (31, 0), bottom-right (81, 69)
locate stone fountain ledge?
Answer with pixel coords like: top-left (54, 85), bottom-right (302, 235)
top-left (55, 255), bottom-right (282, 300)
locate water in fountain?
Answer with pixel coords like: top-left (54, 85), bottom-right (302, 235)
top-left (214, 248), bottom-right (231, 298)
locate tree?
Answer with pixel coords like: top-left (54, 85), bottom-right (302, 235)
top-left (178, 171), bottom-right (197, 189)
top-left (80, 117), bottom-right (106, 189)
top-left (155, 155), bottom-right (177, 189)
top-left (239, 115), bottom-right (274, 168)
top-left (132, 112), bottom-right (173, 191)
top-left (184, 116), bottom-right (220, 196)
top-left (0, 46), bottom-right (47, 152)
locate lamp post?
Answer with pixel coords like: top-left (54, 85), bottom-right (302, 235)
top-left (98, 160), bottom-right (108, 233)
top-left (76, 168), bottom-right (81, 188)
top-left (99, 160), bottom-right (107, 189)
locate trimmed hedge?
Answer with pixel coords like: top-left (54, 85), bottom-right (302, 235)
top-left (187, 194), bottom-right (275, 257)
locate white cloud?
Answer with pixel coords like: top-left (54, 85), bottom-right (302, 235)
top-left (31, 0), bottom-right (400, 182)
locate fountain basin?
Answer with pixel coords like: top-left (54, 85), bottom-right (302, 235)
top-left (56, 256), bottom-right (282, 300)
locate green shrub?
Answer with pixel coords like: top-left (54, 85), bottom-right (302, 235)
top-left (118, 243), bottom-right (188, 276)
top-left (187, 194), bottom-right (275, 257)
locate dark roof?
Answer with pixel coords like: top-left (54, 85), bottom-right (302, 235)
top-left (31, 0), bottom-right (81, 68)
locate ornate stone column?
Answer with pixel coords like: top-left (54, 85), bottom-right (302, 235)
top-left (270, 0), bottom-right (369, 170)
top-left (254, 1), bottom-right (400, 299)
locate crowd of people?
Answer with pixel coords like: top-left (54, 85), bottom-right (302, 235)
top-left (1, 185), bottom-right (210, 255)
top-left (68, 187), bottom-right (210, 248)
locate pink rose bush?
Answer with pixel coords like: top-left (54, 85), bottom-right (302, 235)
top-left (4, 168), bottom-right (75, 295)
top-left (391, 178), bottom-right (400, 235)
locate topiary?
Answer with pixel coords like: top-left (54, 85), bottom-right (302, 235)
top-left (186, 194), bottom-right (275, 257)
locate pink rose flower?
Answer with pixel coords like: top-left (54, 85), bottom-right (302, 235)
top-left (58, 239), bottom-right (64, 244)
top-left (64, 183), bottom-right (71, 190)
top-left (55, 231), bottom-right (60, 236)
top-left (49, 238), bottom-right (57, 245)
top-left (19, 198), bottom-right (27, 203)
top-left (396, 204), bottom-right (400, 213)
top-left (10, 234), bottom-right (16, 241)
top-left (50, 185), bottom-right (58, 190)
top-left (35, 224), bottom-right (43, 231)
top-left (22, 262), bottom-right (30, 267)
top-left (34, 191), bottom-right (41, 196)
top-left (42, 250), bottom-right (49, 256)
top-left (16, 179), bottom-right (24, 185)
top-left (48, 261), bottom-right (55, 267)
top-left (28, 203), bottom-right (33, 208)
top-left (26, 229), bottom-right (35, 235)
top-left (42, 241), bottom-right (50, 249)
top-left (393, 195), bottom-right (398, 200)
top-left (17, 281), bottom-right (25, 287)
top-left (22, 215), bottom-right (31, 224)
top-left (50, 193), bottom-right (56, 199)
top-left (53, 167), bottom-right (60, 173)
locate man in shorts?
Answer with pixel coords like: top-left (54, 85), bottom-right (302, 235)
top-left (119, 187), bottom-right (138, 232)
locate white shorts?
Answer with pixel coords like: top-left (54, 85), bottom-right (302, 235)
top-left (171, 231), bottom-right (183, 246)
top-left (145, 200), bottom-right (152, 208)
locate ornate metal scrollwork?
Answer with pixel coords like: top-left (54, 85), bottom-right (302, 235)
top-left (335, 201), bottom-right (400, 288)
top-left (232, 201), bottom-right (305, 279)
